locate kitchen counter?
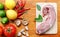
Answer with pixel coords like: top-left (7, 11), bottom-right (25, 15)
top-left (0, 0), bottom-right (60, 37)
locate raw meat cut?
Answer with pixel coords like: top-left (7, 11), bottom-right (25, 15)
top-left (36, 5), bottom-right (56, 34)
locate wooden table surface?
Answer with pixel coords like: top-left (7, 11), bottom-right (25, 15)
top-left (0, 0), bottom-right (60, 37)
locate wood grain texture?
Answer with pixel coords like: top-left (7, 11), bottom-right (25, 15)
top-left (0, 0), bottom-right (60, 37)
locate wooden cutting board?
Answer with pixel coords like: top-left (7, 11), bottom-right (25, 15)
top-left (0, 0), bottom-right (60, 37)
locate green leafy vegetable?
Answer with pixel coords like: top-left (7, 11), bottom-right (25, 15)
top-left (37, 5), bottom-right (41, 11)
top-left (35, 14), bottom-right (43, 22)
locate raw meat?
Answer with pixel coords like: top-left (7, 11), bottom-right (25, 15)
top-left (36, 5), bottom-right (56, 34)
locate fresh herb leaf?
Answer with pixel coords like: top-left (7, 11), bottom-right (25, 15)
top-left (35, 18), bottom-right (39, 20)
top-left (35, 14), bottom-right (43, 22)
top-left (38, 15), bottom-right (42, 19)
top-left (37, 5), bottom-right (41, 11)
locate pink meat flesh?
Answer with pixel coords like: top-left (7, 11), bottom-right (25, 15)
top-left (36, 5), bottom-right (56, 34)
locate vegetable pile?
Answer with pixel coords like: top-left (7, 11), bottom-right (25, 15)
top-left (0, 0), bottom-right (30, 37)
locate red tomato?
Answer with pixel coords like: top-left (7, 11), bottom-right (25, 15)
top-left (0, 26), bottom-right (3, 35)
top-left (4, 23), bottom-right (16, 37)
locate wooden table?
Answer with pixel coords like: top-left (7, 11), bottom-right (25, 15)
top-left (0, 0), bottom-right (60, 37)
